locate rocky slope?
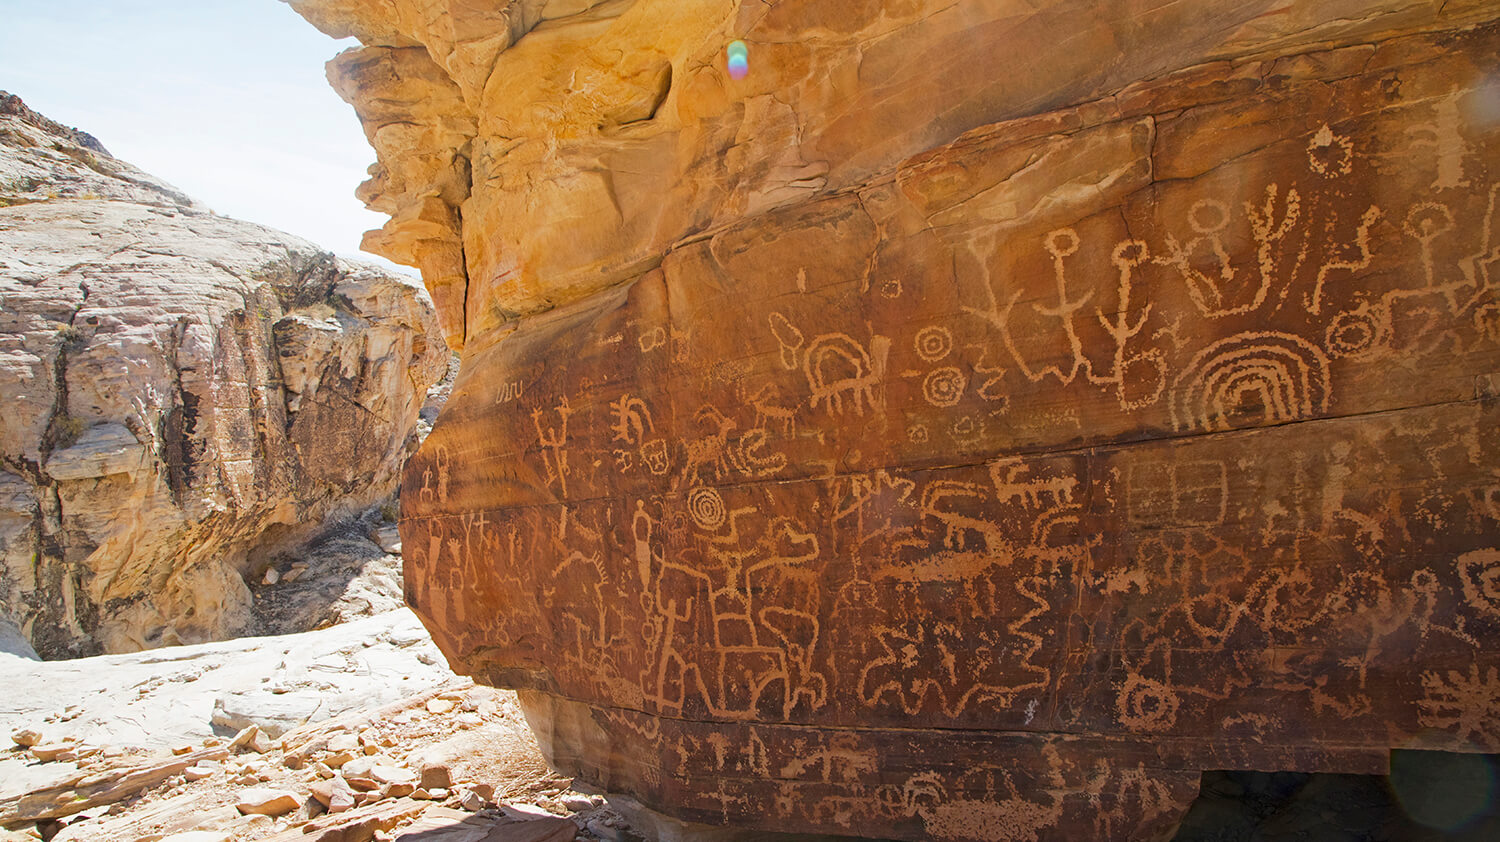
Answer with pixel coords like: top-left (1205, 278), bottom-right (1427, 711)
top-left (286, 1), bottom-right (1500, 840)
top-left (0, 92), bottom-right (450, 658)
top-left (0, 610), bottom-right (638, 842)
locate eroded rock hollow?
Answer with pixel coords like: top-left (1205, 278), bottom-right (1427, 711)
top-left (288, 1), bottom-right (1500, 838)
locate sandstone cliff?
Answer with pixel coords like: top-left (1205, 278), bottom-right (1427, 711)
top-left (0, 93), bottom-right (450, 657)
top-left (288, 1), bottom-right (1500, 839)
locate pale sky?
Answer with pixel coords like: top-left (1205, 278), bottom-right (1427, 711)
top-left (0, 0), bottom-right (413, 274)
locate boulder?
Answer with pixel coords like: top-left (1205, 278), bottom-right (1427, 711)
top-left (235, 788), bottom-right (301, 817)
top-left (0, 92), bottom-right (449, 657)
top-left (287, 0), bottom-right (1500, 840)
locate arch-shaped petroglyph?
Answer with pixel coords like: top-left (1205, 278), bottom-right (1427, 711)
top-left (1170, 331), bottom-right (1331, 432)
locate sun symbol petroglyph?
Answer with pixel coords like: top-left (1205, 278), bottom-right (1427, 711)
top-left (922, 367), bottom-right (967, 407)
top-left (1170, 331), bottom-right (1331, 432)
top-left (914, 326), bottom-right (954, 362)
top-left (688, 486), bottom-right (728, 531)
top-left (1117, 675), bottom-right (1181, 733)
top-left (1307, 123), bottom-right (1354, 178)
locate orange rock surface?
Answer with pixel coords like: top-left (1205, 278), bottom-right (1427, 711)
top-left (290, 1), bottom-right (1500, 838)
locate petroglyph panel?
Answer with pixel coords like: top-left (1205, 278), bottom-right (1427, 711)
top-left (400, 20), bottom-right (1500, 842)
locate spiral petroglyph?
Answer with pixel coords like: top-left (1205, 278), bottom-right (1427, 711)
top-left (688, 486), bottom-right (727, 531)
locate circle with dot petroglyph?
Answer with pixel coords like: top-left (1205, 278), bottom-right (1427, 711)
top-left (1117, 675), bottom-right (1180, 732)
top-left (1324, 305), bottom-right (1389, 361)
top-left (923, 367), bottom-right (967, 407)
top-left (688, 486), bottom-right (727, 531)
top-left (914, 326), bottom-right (953, 362)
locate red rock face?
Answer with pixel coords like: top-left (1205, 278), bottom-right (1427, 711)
top-left (400, 19), bottom-right (1500, 842)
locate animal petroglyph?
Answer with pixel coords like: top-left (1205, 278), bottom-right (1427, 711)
top-left (804, 332), bottom-right (890, 416)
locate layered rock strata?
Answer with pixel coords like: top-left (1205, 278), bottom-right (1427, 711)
top-left (292, 1), bottom-right (1500, 839)
top-left (0, 93), bottom-right (449, 656)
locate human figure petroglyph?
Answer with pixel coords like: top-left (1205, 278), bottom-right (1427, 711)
top-left (415, 445), bottom-right (452, 507)
top-left (530, 397), bottom-right (574, 497)
top-left (1154, 200), bottom-right (1239, 317)
top-left (638, 508), bottom-right (829, 719)
top-left (1094, 239), bottom-right (1167, 409)
top-left (964, 228), bottom-right (1093, 389)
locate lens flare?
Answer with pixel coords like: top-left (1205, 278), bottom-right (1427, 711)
top-left (727, 40), bottom-right (749, 80)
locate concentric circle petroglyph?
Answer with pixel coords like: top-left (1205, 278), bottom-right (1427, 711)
top-left (688, 486), bottom-right (727, 531)
top-left (923, 367), bottom-right (967, 407)
top-left (1324, 304), bottom-right (1390, 360)
top-left (914, 326), bottom-right (954, 362)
